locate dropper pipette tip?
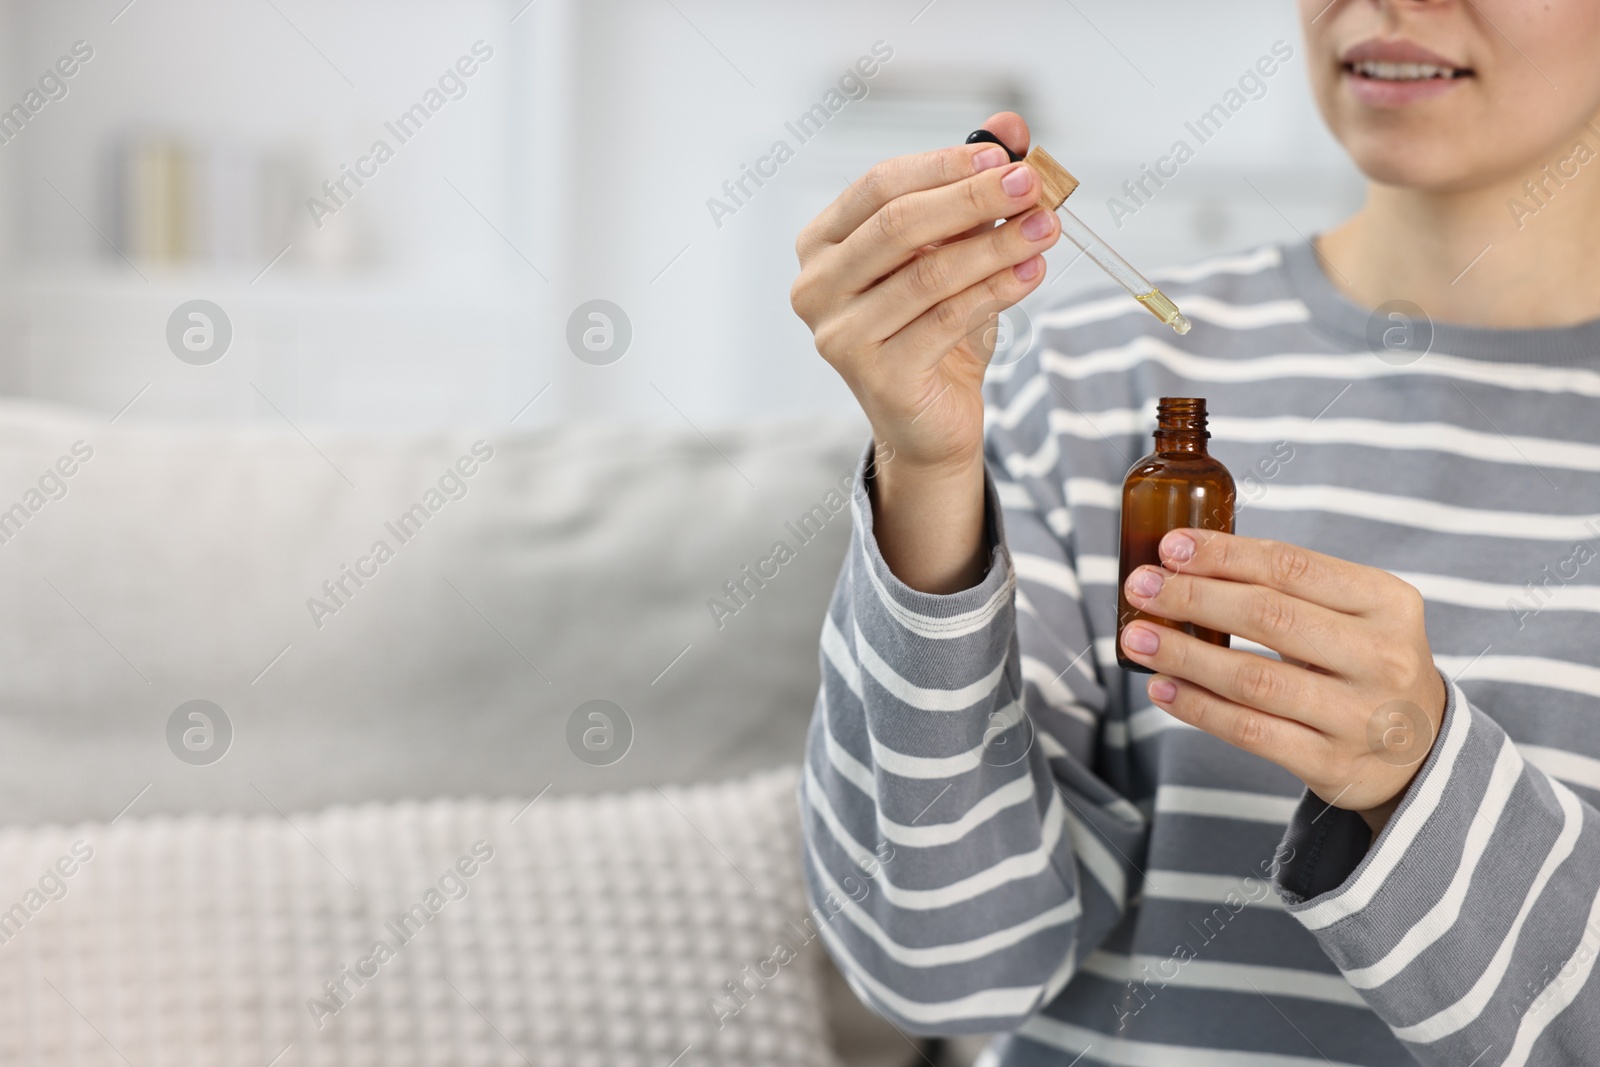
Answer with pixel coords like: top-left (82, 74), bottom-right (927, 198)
top-left (1133, 288), bottom-right (1191, 335)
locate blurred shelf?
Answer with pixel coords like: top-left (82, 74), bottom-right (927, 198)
top-left (5, 262), bottom-right (533, 306)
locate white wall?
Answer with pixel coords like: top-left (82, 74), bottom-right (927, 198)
top-left (0, 0), bottom-right (1365, 429)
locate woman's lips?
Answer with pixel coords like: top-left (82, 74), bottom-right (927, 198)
top-left (1343, 68), bottom-right (1467, 108)
top-left (1339, 39), bottom-right (1472, 109)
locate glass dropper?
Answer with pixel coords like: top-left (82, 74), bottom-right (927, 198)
top-left (1054, 207), bottom-right (1191, 334)
top-left (966, 130), bottom-right (1192, 335)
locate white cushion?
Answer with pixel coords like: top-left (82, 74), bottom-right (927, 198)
top-left (0, 767), bottom-right (842, 1067)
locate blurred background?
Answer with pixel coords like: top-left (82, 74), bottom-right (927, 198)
top-left (0, 0), bottom-right (1365, 431)
top-left (0, 3), bottom-right (1375, 1064)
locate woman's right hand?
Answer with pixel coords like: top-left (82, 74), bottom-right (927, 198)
top-left (789, 112), bottom-right (1060, 592)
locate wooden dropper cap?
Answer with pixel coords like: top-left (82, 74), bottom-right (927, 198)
top-left (965, 129), bottom-right (1080, 210)
top-left (1022, 146), bottom-right (1079, 211)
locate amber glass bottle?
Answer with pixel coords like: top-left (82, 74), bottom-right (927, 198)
top-left (1116, 397), bottom-right (1236, 674)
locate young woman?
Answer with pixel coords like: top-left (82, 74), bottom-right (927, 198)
top-left (789, 1), bottom-right (1600, 1064)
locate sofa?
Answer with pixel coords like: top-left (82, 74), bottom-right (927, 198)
top-left (0, 398), bottom-right (995, 1066)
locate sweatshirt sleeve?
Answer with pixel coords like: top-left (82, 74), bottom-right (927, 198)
top-left (1274, 677), bottom-right (1600, 1066)
top-left (796, 414), bottom-right (1146, 1036)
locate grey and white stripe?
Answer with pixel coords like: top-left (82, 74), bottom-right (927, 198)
top-left (799, 239), bottom-right (1600, 1066)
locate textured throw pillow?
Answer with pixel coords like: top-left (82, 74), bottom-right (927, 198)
top-left (0, 767), bottom-right (841, 1067)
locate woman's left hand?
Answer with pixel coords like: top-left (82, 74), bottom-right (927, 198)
top-left (1119, 528), bottom-right (1448, 837)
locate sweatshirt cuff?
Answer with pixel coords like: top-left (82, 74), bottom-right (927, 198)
top-left (1266, 672), bottom-right (1600, 1062)
top-left (1274, 669), bottom-right (1464, 911)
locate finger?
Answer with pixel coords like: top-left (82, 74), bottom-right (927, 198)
top-left (929, 114), bottom-right (1034, 248)
top-left (980, 111), bottom-right (1031, 158)
top-left (799, 143), bottom-right (1013, 259)
top-left (1145, 672), bottom-right (1329, 770)
top-left (825, 158), bottom-right (1041, 295)
top-left (878, 253), bottom-right (1048, 372)
top-left (932, 218), bottom-right (998, 250)
top-left (851, 208), bottom-right (1060, 342)
top-left (1158, 529), bottom-right (1392, 615)
top-left (1123, 565), bottom-right (1356, 673)
top-left (1119, 620), bottom-right (1339, 730)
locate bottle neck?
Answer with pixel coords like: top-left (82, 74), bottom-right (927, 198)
top-left (1153, 430), bottom-right (1208, 456)
top-left (1153, 398), bottom-right (1209, 455)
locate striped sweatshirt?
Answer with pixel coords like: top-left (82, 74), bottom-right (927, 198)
top-left (798, 239), bottom-right (1600, 1066)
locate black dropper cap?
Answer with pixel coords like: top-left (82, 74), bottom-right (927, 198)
top-left (965, 129), bottom-right (1022, 163)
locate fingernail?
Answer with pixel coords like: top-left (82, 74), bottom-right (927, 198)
top-left (1013, 256), bottom-right (1042, 281)
top-left (1127, 568), bottom-right (1163, 599)
top-left (972, 146), bottom-right (1008, 173)
top-left (1020, 210), bottom-right (1054, 241)
top-left (1122, 625), bottom-right (1159, 655)
top-left (1001, 164), bottom-right (1033, 197)
top-left (1149, 678), bottom-right (1177, 703)
top-left (1163, 531), bottom-right (1196, 563)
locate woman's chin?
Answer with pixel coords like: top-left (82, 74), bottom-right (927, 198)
top-left (1338, 129), bottom-right (1494, 193)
